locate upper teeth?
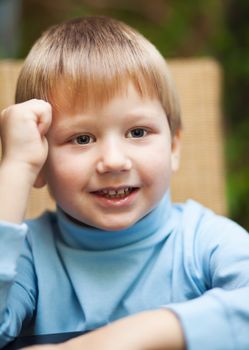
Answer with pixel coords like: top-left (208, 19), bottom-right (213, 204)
top-left (101, 187), bottom-right (131, 195)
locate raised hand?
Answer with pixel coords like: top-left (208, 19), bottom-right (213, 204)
top-left (0, 99), bottom-right (52, 176)
top-left (0, 99), bottom-right (52, 223)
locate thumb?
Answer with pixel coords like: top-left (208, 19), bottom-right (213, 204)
top-left (36, 102), bottom-right (52, 137)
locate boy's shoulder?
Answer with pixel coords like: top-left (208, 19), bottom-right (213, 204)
top-left (25, 210), bottom-right (56, 228)
top-left (24, 210), bottom-right (57, 245)
top-left (173, 198), bottom-right (248, 241)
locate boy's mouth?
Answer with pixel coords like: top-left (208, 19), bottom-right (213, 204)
top-left (92, 186), bottom-right (138, 199)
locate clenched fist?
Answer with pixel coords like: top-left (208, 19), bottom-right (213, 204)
top-left (0, 99), bottom-right (52, 177)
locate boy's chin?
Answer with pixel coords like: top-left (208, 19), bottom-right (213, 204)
top-left (62, 210), bottom-right (134, 231)
top-left (90, 219), bottom-right (135, 232)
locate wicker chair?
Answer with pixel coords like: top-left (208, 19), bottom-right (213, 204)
top-left (0, 58), bottom-right (227, 218)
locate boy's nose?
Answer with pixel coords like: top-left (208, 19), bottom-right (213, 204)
top-left (96, 143), bottom-right (132, 174)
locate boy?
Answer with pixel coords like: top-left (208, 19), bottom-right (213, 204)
top-left (0, 16), bottom-right (249, 350)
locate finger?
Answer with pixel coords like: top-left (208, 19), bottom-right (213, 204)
top-left (28, 99), bottom-right (53, 136)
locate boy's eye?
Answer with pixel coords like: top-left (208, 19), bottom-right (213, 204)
top-left (72, 134), bottom-right (95, 145)
top-left (127, 128), bottom-right (148, 138)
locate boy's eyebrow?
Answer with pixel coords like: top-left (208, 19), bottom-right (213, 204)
top-left (125, 109), bottom-right (166, 121)
top-left (52, 114), bottom-right (95, 130)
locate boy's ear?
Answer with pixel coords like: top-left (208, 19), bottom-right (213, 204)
top-left (171, 129), bottom-right (181, 172)
top-left (33, 168), bottom-right (47, 188)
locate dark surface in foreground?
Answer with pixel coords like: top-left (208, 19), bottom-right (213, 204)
top-left (3, 331), bottom-right (86, 350)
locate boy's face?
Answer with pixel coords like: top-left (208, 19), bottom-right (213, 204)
top-left (39, 83), bottom-right (180, 231)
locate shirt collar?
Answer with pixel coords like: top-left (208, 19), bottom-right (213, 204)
top-left (56, 191), bottom-right (174, 250)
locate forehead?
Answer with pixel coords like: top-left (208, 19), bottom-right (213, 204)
top-left (50, 79), bottom-right (163, 118)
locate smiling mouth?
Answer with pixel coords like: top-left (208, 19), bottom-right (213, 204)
top-left (92, 187), bottom-right (138, 199)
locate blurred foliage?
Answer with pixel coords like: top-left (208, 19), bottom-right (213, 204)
top-left (219, 0), bottom-right (249, 230)
top-left (1, 0), bottom-right (248, 229)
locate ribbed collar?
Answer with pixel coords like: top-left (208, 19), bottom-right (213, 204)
top-left (56, 191), bottom-right (174, 251)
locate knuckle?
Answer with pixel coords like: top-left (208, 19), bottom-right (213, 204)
top-left (44, 101), bottom-right (52, 111)
top-left (0, 109), bottom-right (6, 119)
top-left (33, 99), bottom-right (52, 112)
top-left (0, 106), bottom-right (11, 119)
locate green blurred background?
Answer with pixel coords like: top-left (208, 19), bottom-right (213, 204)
top-left (0, 0), bottom-right (248, 229)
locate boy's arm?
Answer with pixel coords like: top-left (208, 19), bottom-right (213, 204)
top-left (0, 230), bottom-right (37, 347)
top-left (27, 309), bottom-right (185, 350)
top-left (0, 161), bottom-right (38, 223)
top-left (0, 100), bottom-right (51, 346)
top-left (65, 309), bottom-right (185, 350)
top-left (0, 99), bottom-right (52, 223)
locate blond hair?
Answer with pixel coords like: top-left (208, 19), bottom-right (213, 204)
top-left (16, 16), bottom-right (181, 135)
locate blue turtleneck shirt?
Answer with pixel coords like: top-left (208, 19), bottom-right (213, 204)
top-left (0, 193), bottom-right (249, 350)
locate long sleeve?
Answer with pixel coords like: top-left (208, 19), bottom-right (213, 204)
top-left (166, 203), bottom-right (249, 350)
top-left (0, 221), bottom-right (37, 348)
